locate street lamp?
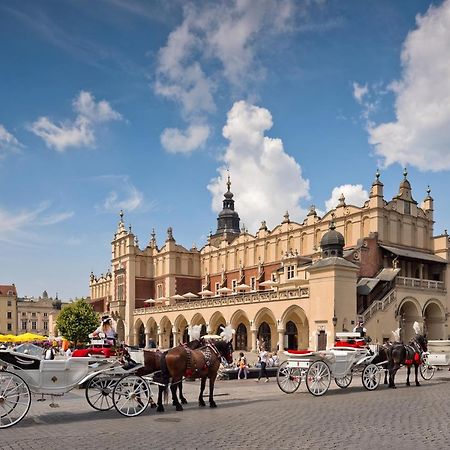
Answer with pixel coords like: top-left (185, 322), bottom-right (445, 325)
top-left (332, 313), bottom-right (338, 327)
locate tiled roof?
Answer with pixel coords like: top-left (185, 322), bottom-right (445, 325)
top-left (0, 285), bottom-right (17, 296)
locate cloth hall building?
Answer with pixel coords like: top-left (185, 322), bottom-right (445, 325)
top-left (89, 171), bottom-right (450, 351)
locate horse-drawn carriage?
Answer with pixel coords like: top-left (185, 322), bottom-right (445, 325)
top-left (277, 333), bottom-right (385, 396)
top-left (0, 346), bottom-right (158, 428)
top-left (418, 340), bottom-right (450, 381)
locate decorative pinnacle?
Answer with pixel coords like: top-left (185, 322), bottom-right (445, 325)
top-left (226, 169), bottom-right (231, 192)
top-left (151, 228), bottom-right (156, 241)
top-left (426, 185), bottom-right (431, 195)
top-left (329, 212), bottom-right (336, 230)
top-left (403, 167), bottom-right (408, 179)
top-left (119, 209), bottom-right (124, 222)
top-left (375, 168), bottom-right (380, 180)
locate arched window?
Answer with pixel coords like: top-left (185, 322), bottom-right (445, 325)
top-left (138, 323), bottom-right (145, 348)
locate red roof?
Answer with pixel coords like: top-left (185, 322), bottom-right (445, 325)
top-left (0, 285), bottom-right (17, 296)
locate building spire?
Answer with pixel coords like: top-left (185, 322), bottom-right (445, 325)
top-left (226, 169), bottom-right (231, 192)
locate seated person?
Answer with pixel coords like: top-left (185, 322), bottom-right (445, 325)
top-left (92, 316), bottom-right (118, 346)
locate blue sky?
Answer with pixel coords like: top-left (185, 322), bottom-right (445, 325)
top-left (1, 0), bottom-right (450, 299)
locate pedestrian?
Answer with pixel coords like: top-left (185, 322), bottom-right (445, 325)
top-left (256, 344), bottom-right (269, 382)
top-left (237, 352), bottom-right (249, 380)
top-left (43, 344), bottom-right (55, 360)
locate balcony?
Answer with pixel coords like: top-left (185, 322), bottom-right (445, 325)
top-left (395, 276), bottom-right (445, 291)
top-left (134, 287), bottom-right (309, 315)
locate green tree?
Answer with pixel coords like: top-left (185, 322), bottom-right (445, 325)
top-left (56, 298), bottom-right (99, 344)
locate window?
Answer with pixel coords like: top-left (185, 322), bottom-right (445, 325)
top-left (43, 322), bottom-right (48, 331)
top-left (7, 323), bottom-right (12, 331)
top-left (43, 313), bottom-right (48, 317)
top-left (157, 284), bottom-right (163, 299)
top-left (7, 300), bottom-right (11, 306)
top-left (250, 277), bottom-right (256, 291)
top-left (21, 321), bottom-right (27, 331)
top-left (215, 282), bottom-right (220, 295)
top-left (232, 279), bottom-right (238, 293)
top-left (31, 321), bottom-right (37, 330)
top-left (22, 312), bottom-right (26, 317)
top-left (7, 312), bottom-right (12, 319)
top-left (31, 312), bottom-right (36, 317)
top-left (117, 274), bottom-right (124, 301)
top-left (287, 265), bottom-right (295, 280)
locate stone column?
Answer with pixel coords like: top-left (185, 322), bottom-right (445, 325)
top-left (158, 329), bottom-right (163, 348)
top-left (277, 328), bottom-right (285, 351)
top-left (145, 332), bottom-right (151, 348)
top-left (172, 326), bottom-right (179, 345)
top-left (206, 323), bottom-right (211, 334)
top-left (250, 325), bottom-right (257, 352)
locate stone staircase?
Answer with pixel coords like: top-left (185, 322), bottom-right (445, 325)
top-left (362, 288), bottom-right (396, 324)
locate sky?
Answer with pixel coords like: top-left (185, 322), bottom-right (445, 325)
top-left (1, 0), bottom-right (450, 299)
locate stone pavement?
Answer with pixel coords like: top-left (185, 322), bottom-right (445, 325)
top-left (1, 368), bottom-right (450, 450)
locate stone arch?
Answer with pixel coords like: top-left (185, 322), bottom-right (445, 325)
top-left (254, 307), bottom-right (277, 351)
top-left (191, 313), bottom-right (207, 336)
top-left (230, 309), bottom-right (250, 351)
top-left (145, 317), bottom-right (157, 346)
top-left (423, 299), bottom-right (446, 339)
top-left (209, 311), bottom-right (226, 336)
top-left (134, 318), bottom-right (145, 348)
top-left (397, 297), bottom-right (421, 341)
top-left (174, 314), bottom-right (189, 344)
top-left (280, 305), bottom-right (309, 350)
top-left (159, 316), bottom-right (173, 349)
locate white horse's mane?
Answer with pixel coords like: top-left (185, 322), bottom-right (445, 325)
top-left (391, 328), bottom-right (401, 342)
top-left (413, 321), bottom-right (422, 335)
top-left (219, 324), bottom-right (235, 343)
top-left (188, 324), bottom-right (202, 341)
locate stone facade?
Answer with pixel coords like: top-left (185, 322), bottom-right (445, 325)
top-left (89, 171), bottom-right (450, 350)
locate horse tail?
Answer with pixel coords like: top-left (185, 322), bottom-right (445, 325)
top-left (163, 386), bottom-right (169, 405)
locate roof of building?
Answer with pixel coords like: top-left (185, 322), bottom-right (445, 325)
top-left (0, 285), bottom-right (17, 296)
top-left (376, 267), bottom-right (401, 281)
top-left (357, 278), bottom-right (380, 295)
top-left (380, 244), bottom-right (447, 264)
top-left (308, 257), bottom-right (358, 270)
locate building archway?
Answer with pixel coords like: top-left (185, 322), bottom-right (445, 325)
top-left (135, 320), bottom-right (145, 348)
top-left (145, 318), bottom-right (157, 347)
top-left (116, 319), bottom-right (125, 343)
top-left (160, 316), bottom-right (173, 348)
top-left (280, 305), bottom-right (309, 350)
top-left (174, 315), bottom-right (188, 345)
top-left (235, 323), bottom-right (247, 350)
top-left (254, 308), bottom-right (276, 351)
top-left (209, 311), bottom-right (226, 337)
top-left (258, 322), bottom-right (271, 350)
top-left (398, 298), bottom-right (421, 342)
top-left (423, 300), bottom-right (446, 339)
top-left (285, 321), bottom-right (298, 350)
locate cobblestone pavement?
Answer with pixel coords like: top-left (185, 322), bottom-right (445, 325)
top-left (1, 368), bottom-right (450, 450)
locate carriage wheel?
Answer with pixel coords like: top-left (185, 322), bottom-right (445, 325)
top-left (335, 372), bottom-right (353, 388)
top-left (112, 375), bottom-right (151, 417)
top-left (276, 361), bottom-right (302, 394)
top-left (362, 364), bottom-right (381, 391)
top-left (86, 374), bottom-right (118, 411)
top-left (306, 361), bottom-right (331, 396)
top-left (0, 371), bottom-right (31, 429)
top-left (420, 363), bottom-right (435, 381)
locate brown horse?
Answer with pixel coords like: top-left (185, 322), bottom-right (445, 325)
top-left (137, 339), bottom-right (233, 412)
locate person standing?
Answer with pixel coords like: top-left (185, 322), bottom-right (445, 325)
top-left (237, 352), bottom-right (249, 380)
top-left (257, 345), bottom-right (269, 382)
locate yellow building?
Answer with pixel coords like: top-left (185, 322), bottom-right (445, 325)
top-left (0, 285), bottom-right (18, 335)
top-left (90, 170), bottom-right (450, 350)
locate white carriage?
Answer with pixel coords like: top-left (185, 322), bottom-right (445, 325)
top-left (0, 348), bottom-right (154, 428)
top-left (419, 340), bottom-right (450, 380)
top-left (277, 333), bottom-right (384, 396)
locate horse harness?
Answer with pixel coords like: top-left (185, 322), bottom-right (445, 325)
top-left (404, 339), bottom-right (422, 366)
top-left (182, 342), bottom-right (219, 378)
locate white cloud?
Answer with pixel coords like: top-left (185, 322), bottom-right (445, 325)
top-left (161, 125), bottom-right (210, 154)
top-left (325, 184), bottom-right (369, 212)
top-left (97, 176), bottom-right (144, 212)
top-left (30, 91), bottom-right (122, 152)
top-left (0, 202), bottom-right (73, 244)
top-left (155, 0), bottom-right (297, 153)
top-left (352, 82), bottom-right (368, 104)
top-left (368, 0), bottom-right (450, 171)
top-left (0, 124), bottom-right (22, 156)
top-left (208, 101), bottom-right (310, 232)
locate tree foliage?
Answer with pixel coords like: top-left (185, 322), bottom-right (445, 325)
top-left (56, 298), bottom-right (99, 344)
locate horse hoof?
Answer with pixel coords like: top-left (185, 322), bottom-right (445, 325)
top-left (156, 406), bottom-right (165, 413)
top-left (210, 402), bottom-right (217, 408)
top-left (416, 383), bottom-right (421, 387)
top-left (176, 404), bottom-right (183, 411)
top-left (199, 401), bottom-right (206, 407)
top-left (406, 382), bottom-right (410, 386)
top-left (150, 403), bottom-right (157, 409)
top-left (181, 398), bottom-right (188, 405)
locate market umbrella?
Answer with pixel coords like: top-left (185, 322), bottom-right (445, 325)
top-left (217, 287), bottom-right (232, 294)
top-left (0, 334), bottom-right (15, 343)
top-left (14, 332), bottom-right (47, 342)
top-left (259, 280), bottom-right (279, 288)
top-left (144, 298), bottom-right (156, 304)
top-left (183, 292), bottom-right (198, 299)
top-left (236, 284), bottom-right (251, 291)
top-left (198, 289), bottom-right (214, 296)
top-left (171, 294), bottom-right (185, 301)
